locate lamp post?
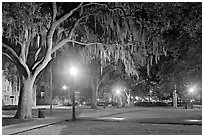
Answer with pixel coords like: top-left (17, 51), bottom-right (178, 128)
top-left (116, 89), bottom-right (121, 95)
top-left (62, 85), bottom-right (67, 90)
top-left (189, 86), bottom-right (195, 94)
top-left (69, 66), bottom-right (78, 121)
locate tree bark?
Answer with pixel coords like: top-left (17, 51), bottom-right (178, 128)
top-left (14, 76), bottom-right (35, 119)
top-left (91, 77), bottom-right (99, 109)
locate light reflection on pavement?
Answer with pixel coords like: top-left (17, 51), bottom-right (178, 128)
top-left (98, 117), bottom-right (125, 121)
top-left (185, 119), bottom-right (202, 122)
top-left (97, 116), bottom-right (202, 125)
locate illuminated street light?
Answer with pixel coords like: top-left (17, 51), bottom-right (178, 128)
top-left (62, 85), bottom-right (67, 90)
top-left (116, 88), bottom-right (121, 95)
top-left (189, 86), bottom-right (195, 93)
top-left (69, 67), bottom-right (78, 76)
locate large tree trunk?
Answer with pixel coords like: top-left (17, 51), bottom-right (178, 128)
top-left (14, 76), bottom-right (35, 119)
top-left (91, 78), bottom-right (99, 109)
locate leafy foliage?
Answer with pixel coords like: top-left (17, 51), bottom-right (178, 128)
top-left (2, 56), bottom-right (19, 83)
top-left (151, 3), bottom-right (202, 98)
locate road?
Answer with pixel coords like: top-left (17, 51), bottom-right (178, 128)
top-left (8, 106), bottom-right (201, 135)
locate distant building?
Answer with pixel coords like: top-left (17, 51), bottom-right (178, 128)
top-left (2, 70), bottom-right (20, 106)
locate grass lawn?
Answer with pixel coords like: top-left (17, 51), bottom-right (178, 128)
top-left (2, 117), bottom-right (34, 126)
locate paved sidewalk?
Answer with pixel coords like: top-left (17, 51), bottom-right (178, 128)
top-left (2, 105), bottom-right (73, 135)
top-left (2, 116), bottom-right (68, 135)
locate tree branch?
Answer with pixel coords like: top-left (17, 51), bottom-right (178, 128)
top-left (18, 58), bottom-right (31, 78)
top-left (52, 40), bottom-right (104, 54)
top-left (3, 42), bottom-right (31, 78)
top-left (25, 38), bottom-right (32, 61)
top-left (51, 9), bottom-right (89, 54)
top-left (2, 52), bottom-right (15, 62)
top-left (46, 2), bottom-right (83, 55)
top-left (2, 43), bottom-right (19, 59)
top-left (52, 2), bottom-right (57, 22)
top-left (81, 2), bottom-right (131, 17)
top-left (34, 47), bottom-right (42, 61)
top-left (32, 57), bottom-right (44, 71)
top-left (56, 2), bottom-right (83, 26)
top-left (32, 51), bottom-right (52, 80)
top-left (49, 2), bottom-right (83, 38)
top-left (51, 2), bottom-right (133, 55)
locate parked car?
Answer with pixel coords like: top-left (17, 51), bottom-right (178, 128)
top-left (97, 101), bottom-right (107, 107)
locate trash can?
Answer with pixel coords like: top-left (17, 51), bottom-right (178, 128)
top-left (38, 108), bottom-right (46, 118)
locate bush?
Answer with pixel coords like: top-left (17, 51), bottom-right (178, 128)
top-left (153, 102), bottom-right (169, 106)
top-left (52, 96), bottom-right (63, 105)
top-left (134, 102), bottom-right (151, 107)
top-left (62, 102), bottom-right (72, 106)
top-left (134, 102), bottom-right (169, 107)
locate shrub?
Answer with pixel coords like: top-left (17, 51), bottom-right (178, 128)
top-left (134, 102), bottom-right (169, 107)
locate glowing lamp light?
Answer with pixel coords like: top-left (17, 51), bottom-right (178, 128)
top-left (62, 85), bottom-right (67, 90)
top-left (69, 67), bottom-right (78, 76)
top-left (189, 86), bottom-right (195, 93)
top-left (116, 89), bottom-right (121, 95)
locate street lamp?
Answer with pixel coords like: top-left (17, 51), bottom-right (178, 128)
top-left (62, 85), bottom-right (67, 90)
top-left (69, 66), bottom-right (78, 121)
top-left (189, 86), bottom-right (195, 94)
top-left (116, 88), bottom-right (121, 95)
top-left (69, 67), bottom-right (78, 76)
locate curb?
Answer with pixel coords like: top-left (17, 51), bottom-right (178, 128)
top-left (10, 121), bottom-right (62, 135)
